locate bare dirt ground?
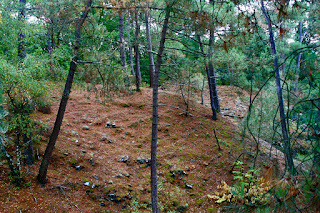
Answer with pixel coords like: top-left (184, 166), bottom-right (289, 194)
top-left (0, 84), bottom-right (257, 212)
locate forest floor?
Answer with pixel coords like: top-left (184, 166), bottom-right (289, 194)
top-left (0, 83), bottom-right (270, 212)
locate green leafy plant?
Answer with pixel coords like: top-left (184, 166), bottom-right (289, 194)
top-left (208, 161), bottom-right (272, 210)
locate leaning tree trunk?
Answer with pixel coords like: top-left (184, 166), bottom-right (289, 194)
top-left (145, 4), bottom-right (155, 87)
top-left (134, 12), bottom-right (141, 92)
top-left (261, 0), bottom-right (295, 175)
top-left (151, 8), bottom-right (170, 213)
top-left (37, 0), bottom-right (93, 185)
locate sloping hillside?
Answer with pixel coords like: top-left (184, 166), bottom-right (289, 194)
top-left (0, 85), bottom-right (247, 212)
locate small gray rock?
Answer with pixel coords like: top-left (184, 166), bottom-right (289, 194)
top-left (83, 181), bottom-right (90, 186)
top-left (71, 131), bottom-right (79, 136)
top-left (75, 165), bottom-right (84, 170)
top-left (118, 156), bottom-right (129, 163)
top-left (186, 183), bottom-right (193, 189)
top-left (82, 125), bottom-right (90, 130)
top-left (105, 122), bottom-right (111, 127)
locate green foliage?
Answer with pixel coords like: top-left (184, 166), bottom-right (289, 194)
top-left (208, 161), bottom-right (272, 211)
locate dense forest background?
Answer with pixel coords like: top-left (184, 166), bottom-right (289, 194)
top-left (0, 0), bottom-right (320, 212)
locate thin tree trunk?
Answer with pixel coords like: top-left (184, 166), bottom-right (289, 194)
top-left (134, 12), bottom-right (141, 92)
top-left (208, 26), bottom-right (220, 114)
top-left (119, 11), bottom-right (130, 87)
top-left (295, 21), bottom-right (303, 91)
top-left (151, 8), bottom-right (170, 213)
top-left (261, 0), bottom-right (295, 175)
top-left (279, 23), bottom-right (285, 75)
top-left (145, 4), bottom-right (155, 87)
top-left (18, 0), bottom-right (26, 60)
top-left (47, 26), bottom-right (52, 54)
top-left (119, 11), bottom-right (126, 68)
top-left (127, 14), bottom-right (135, 76)
top-left (23, 134), bottom-right (33, 165)
top-left (37, 0), bottom-right (92, 185)
top-left (198, 35), bottom-right (217, 120)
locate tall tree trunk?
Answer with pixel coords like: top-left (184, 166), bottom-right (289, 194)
top-left (279, 23), bottom-right (286, 75)
top-left (295, 21), bottom-right (303, 91)
top-left (127, 14), bottom-right (135, 76)
top-left (47, 26), bottom-right (52, 54)
top-left (119, 11), bottom-right (126, 68)
top-left (18, 0), bottom-right (26, 60)
top-left (134, 12), bottom-right (141, 92)
top-left (151, 9), bottom-right (170, 213)
top-left (198, 35), bottom-right (218, 120)
top-left (261, 0), bottom-right (295, 175)
top-left (119, 11), bottom-right (130, 87)
top-left (208, 24), bottom-right (220, 114)
top-left (145, 4), bottom-right (155, 87)
top-left (37, 0), bottom-right (92, 185)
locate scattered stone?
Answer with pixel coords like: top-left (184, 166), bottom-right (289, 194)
top-left (108, 180), bottom-right (113, 184)
top-left (82, 150), bottom-right (86, 153)
top-left (112, 123), bottom-right (116, 128)
top-left (88, 158), bottom-right (95, 166)
top-left (100, 203), bottom-right (105, 206)
top-left (170, 170), bottom-right (187, 179)
top-left (185, 183), bottom-right (193, 189)
top-left (71, 131), bottom-right (79, 136)
top-left (137, 158), bottom-right (146, 164)
top-left (93, 175), bottom-right (99, 180)
top-left (75, 165), bottom-right (84, 171)
top-left (100, 135), bottom-right (113, 143)
top-left (63, 153), bottom-right (69, 156)
top-left (123, 173), bottom-right (130, 177)
top-left (115, 174), bottom-right (124, 178)
top-left (83, 181), bottom-right (90, 186)
top-left (91, 183), bottom-right (96, 188)
top-left (107, 194), bottom-right (122, 203)
top-left (118, 156), bottom-right (129, 163)
top-left (82, 125), bottom-right (90, 130)
top-left (105, 122), bottom-right (111, 127)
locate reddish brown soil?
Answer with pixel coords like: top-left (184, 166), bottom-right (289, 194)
top-left (0, 85), bottom-right (247, 212)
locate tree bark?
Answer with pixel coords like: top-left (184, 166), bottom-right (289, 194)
top-left (18, 0), bottom-right (26, 60)
top-left (295, 21), bottom-right (303, 91)
top-left (145, 4), bottom-right (155, 87)
top-left (151, 8), bottom-right (170, 213)
top-left (37, 0), bottom-right (92, 185)
top-left (134, 12), bottom-right (141, 92)
top-left (261, 0), bottom-right (295, 175)
top-left (119, 11), bottom-right (130, 87)
top-left (198, 35), bottom-right (218, 120)
top-left (127, 14), bottom-right (135, 76)
top-left (119, 11), bottom-right (126, 68)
